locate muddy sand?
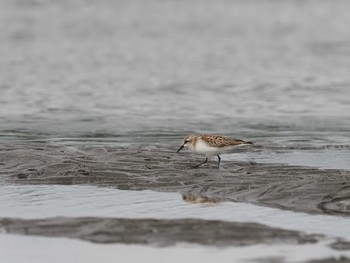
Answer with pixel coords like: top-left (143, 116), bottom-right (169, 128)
top-left (1, 142), bottom-right (350, 257)
top-left (0, 217), bottom-right (320, 246)
top-left (1, 143), bottom-right (349, 216)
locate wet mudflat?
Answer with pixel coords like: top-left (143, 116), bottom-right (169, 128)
top-left (0, 217), bottom-right (319, 246)
top-left (1, 143), bottom-right (349, 216)
top-left (1, 143), bottom-right (350, 262)
top-left (1, 183), bottom-right (350, 263)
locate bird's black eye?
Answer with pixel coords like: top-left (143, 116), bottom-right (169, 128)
top-left (184, 140), bottom-right (189, 144)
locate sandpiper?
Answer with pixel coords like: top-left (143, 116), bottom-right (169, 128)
top-left (177, 134), bottom-right (253, 168)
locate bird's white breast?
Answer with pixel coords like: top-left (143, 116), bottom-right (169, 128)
top-left (192, 139), bottom-right (222, 156)
top-left (191, 139), bottom-right (245, 157)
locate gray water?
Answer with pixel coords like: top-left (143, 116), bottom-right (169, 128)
top-left (1, 235), bottom-right (348, 263)
top-left (1, 185), bottom-right (350, 263)
top-left (1, 185), bottom-right (350, 240)
top-left (0, 0), bottom-right (350, 148)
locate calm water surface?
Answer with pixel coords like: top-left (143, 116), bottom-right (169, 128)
top-left (1, 185), bottom-right (350, 263)
top-left (1, 185), bottom-right (350, 240)
top-left (1, 235), bottom-right (349, 263)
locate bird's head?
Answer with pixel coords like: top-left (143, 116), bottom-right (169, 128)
top-left (177, 135), bottom-right (196, 153)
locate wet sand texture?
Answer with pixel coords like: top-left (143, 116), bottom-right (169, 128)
top-left (1, 144), bottom-right (349, 216)
top-left (330, 241), bottom-right (350, 251)
top-left (306, 257), bottom-right (350, 263)
top-left (0, 217), bottom-right (320, 246)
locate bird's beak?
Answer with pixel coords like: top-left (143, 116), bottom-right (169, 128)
top-left (177, 144), bottom-right (184, 153)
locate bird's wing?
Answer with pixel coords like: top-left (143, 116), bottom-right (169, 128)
top-left (200, 135), bottom-right (250, 148)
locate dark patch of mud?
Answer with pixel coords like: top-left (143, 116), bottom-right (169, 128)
top-left (330, 240), bottom-right (350, 251)
top-left (306, 257), bottom-right (350, 263)
top-left (1, 143), bottom-right (350, 216)
top-left (0, 217), bottom-right (320, 246)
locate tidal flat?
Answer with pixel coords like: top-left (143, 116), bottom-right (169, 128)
top-left (1, 143), bottom-right (350, 263)
top-left (1, 0), bottom-right (350, 261)
top-left (1, 143), bottom-right (350, 217)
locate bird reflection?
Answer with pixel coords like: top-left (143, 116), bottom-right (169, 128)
top-left (182, 194), bottom-right (221, 204)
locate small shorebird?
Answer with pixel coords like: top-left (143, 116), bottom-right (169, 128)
top-left (177, 134), bottom-right (253, 168)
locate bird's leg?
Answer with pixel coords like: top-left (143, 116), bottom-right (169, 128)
top-left (191, 157), bottom-right (208, 169)
top-left (217, 155), bottom-right (221, 168)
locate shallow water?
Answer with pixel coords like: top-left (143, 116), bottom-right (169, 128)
top-left (1, 185), bottom-right (350, 263)
top-left (0, 0), bottom-right (350, 148)
top-left (0, 0), bottom-right (349, 174)
top-left (1, 235), bottom-right (349, 263)
top-left (0, 185), bottom-right (349, 240)
top-left (226, 149), bottom-right (350, 170)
